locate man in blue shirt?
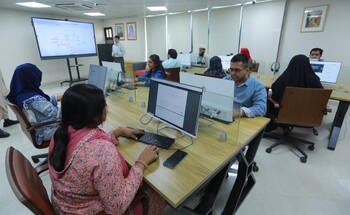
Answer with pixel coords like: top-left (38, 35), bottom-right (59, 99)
top-left (112, 35), bottom-right (126, 73)
top-left (224, 54), bottom-right (267, 118)
top-left (162, 49), bottom-right (182, 69)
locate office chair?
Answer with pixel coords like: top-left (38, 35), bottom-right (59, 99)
top-left (5, 98), bottom-right (60, 174)
top-left (132, 62), bottom-right (147, 77)
top-left (5, 146), bottom-right (55, 215)
top-left (264, 87), bottom-right (332, 163)
top-left (164, 67), bottom-right (181, 82)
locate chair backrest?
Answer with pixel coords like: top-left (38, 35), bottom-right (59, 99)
top-left (5, 99), bottom-right (50, 149)
top-left (164, 67), bottom-right (181, 82)
top-left (276, 87), bottom-right (332, 127)
top-left (132, 62), bottom-right (147, 71)
top-left (5, 147), bottom-right (55, 215)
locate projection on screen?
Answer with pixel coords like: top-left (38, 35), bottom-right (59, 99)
top-left (31, 17), bottom-right (97, 60)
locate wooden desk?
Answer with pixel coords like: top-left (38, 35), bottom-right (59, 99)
top-left (251, 73), bottom-right (350, 150)
top-left (105, 86), bottom-right (269, 214)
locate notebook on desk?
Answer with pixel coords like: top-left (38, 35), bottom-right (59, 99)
top-left (310, 61), bottom-right (341, 84)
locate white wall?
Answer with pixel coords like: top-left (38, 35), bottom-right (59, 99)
top-left (0, 8), bottom-right (104, 85)
top-left (279, 0), bottom-right (350, 82)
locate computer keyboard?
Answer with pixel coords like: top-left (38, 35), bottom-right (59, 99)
top-left (136, 131), bottom-right (175, 149)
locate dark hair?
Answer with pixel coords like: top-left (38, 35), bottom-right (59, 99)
top-left (231, 54), bottom-right (249, 68)
top-left (310, 48), bottom-right (323, 56)
top-left (50, 84), bottom-right (106, 172)
top-left (150, 54), bottom-right (165, 71)
top-left (168, 49), bottom-right (178, 59)
top-left (114, 35), bottom-right (120, 39)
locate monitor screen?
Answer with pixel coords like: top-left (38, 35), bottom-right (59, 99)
top-left (218, 55), bottom-right (232, 70)
top-left (88, 64), bottom-right (107, 94)
top-left (180, 73), bottom-right (234, 123)
top-left (147, 78), bottom-right (203, 138)
top-left (31, 17), bottom-right (97, 60)
top-left (310, 61), bottom-right (342, 84)
top-left (102, 61), bottom-right (123, 87)
top-left (177, 53), bottom-right (191, 67)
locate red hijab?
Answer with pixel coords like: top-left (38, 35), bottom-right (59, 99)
top-left (240, 48), bottom-right (252, 61)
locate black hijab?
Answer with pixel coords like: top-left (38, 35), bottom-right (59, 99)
top-left (271, 54), bottom-right (323, 103)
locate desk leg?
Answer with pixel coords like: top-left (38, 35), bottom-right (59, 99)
top-left (222, 128), bottom-right (265, 215)
top-left (328, 101), bottom-right (349, 150)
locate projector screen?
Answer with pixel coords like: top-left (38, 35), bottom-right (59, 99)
top-left (31, 17), bottom-right (97, 60)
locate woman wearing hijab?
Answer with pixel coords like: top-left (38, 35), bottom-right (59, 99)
top-left (204, 56), bottom-right (226, 77)
top-left (7, 63), bottom-right (61, 144)
top-left (240, 48), bottom-right (253, 62)
top-left (266, 54), bottom-right (323, 133)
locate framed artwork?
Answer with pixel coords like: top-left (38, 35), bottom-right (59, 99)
top-left (115, 23), bottom-right (125, 40)
top-left (300, 5), bottom-right (328, 33)
top-left (126, 22), bottom-right (137, 40)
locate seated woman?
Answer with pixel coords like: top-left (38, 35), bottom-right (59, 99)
top-left (203, 56), bottom-right (226, 77)
top-left (266, 54), bottom-right (323, 133)
top-left (135, 54), bottom-right (166, 86)
top-left (7, 63), bottom-right (61, 145)
top-left (48, 84), bottom-right (167, 215)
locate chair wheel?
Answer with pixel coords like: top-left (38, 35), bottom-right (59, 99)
top-left (300, 157), bottom-right (307, 163)
top-left (308, 145), bottom-right (314, 151)
top-left (266, 148), bottom-right (272, 153)
top-left (32, 158), bottom-right (40, 163)
top-left (253, 165), bottom-right (259, 172)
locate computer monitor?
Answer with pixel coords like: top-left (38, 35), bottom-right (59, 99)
top-left (88, 64), bottom-right (108, 94)
top-left (218, 55), bottom-right (232, 70)
top-left (310, 61), bottom-right (342, 84)
top-left (102, 61), bottom-right (123, 90)
top-left (180, 73), bottom-right (235, 123)
top-left (177, 53), bottom-right (191, 67)
top-left (147, 78), bottom-right (203, 138)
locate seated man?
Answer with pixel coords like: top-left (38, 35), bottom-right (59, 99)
top-left (191, 45), bottom-right (209, 68)
top-left (162, 49), bottom-right (182, 69)
top-left (223, 54), bottom-right (267, 118)
top-left (309, 47), bottom-right (324, 61)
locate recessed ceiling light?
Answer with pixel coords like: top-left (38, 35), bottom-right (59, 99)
top-left (84, 12), bottom-right (106, 16)
top-left (147, 6), bottom-right (167, 11)
top-left (16, 2), bottom-right (51, 8)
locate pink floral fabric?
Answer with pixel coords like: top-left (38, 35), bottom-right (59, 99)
top-left (48, 127), bottom-right (166, 215)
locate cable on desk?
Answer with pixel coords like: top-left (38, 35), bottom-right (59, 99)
top-left (139, 113), bottom-right (153, 125)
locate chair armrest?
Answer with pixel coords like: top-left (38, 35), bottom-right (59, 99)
top-left (267, 97), bottom-right (280, 108)
top-left (28, 120), bottom-right (61, 131)
top-left (326, 106), bottom-right (332, 113)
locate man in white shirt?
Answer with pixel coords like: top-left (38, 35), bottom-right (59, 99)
top-left (111, 35), bottom-right (126, 73)
top-left (162, 49), bottom-right (182, 69)
top-left (191, 45), bottom-right (209, 68)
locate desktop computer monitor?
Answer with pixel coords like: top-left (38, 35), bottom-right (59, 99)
top-left (88, 64), bottom-right (108, 94)
top-left (310, 61), bottom-right (341, 84)
top-left (218, 55), bottom-right (232, 70)
top-left (147, 78), bottom-right (203, 138)
top-left (180, 72), bottom-right (235, 123)
top-left (102, 61), bottom-right (122, 90)
top-left (177, 53), bottom-right (191, 67)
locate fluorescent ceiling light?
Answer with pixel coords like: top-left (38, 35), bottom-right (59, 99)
top-left (147, 6), bottom-right (167, 11)
top-left (84, 12), bottom-right (106, 16)
top-left (16, 2), bottom-right (51, 8)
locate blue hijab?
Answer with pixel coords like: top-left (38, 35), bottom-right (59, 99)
top-left (7, 63), bottom-right (50, 108)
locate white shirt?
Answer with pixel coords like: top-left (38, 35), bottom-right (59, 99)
top-left (112, 42), bottom-right (125, 58)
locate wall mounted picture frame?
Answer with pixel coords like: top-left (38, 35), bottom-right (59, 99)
top-left (115, 23), bottom-right (125, 40)
top-left (301, 5), bottom-right (328, 33)
top-left (126, 22), bottom-right (137, 40)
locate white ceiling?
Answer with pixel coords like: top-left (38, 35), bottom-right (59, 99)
top-left (0, 0), bottom-right (258, 20)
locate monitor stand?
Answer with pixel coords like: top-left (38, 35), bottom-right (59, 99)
top-left (60, 58), bottom-right (87, 86)
top-left (157, 124), bottom-right (185, 140)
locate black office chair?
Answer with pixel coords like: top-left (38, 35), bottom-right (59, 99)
top-left (264, 87), bottom-right (332, 163)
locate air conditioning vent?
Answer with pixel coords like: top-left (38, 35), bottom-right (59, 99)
top-left (55, 3), bottom-right (93, 11)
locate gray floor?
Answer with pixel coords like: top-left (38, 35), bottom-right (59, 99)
top-left (1, 82), bottom-right (349, 215)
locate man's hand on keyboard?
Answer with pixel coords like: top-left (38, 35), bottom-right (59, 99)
top-left (120, 127), bottom-right (144, 140)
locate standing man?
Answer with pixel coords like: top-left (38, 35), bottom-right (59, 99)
top-left (0, 69), bottom-right (19, 138)
top-left (309, 48), bottom-right (324, 61)
top-left (191, 45), bottom-right (209, 68)
top-left (223, 54), bottom-right (267, 118)
top-left (112, 35), bottom-right (126, 73)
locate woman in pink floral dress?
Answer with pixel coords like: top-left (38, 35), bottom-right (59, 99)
top-left (48, 84), bottom-right (167, 215)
